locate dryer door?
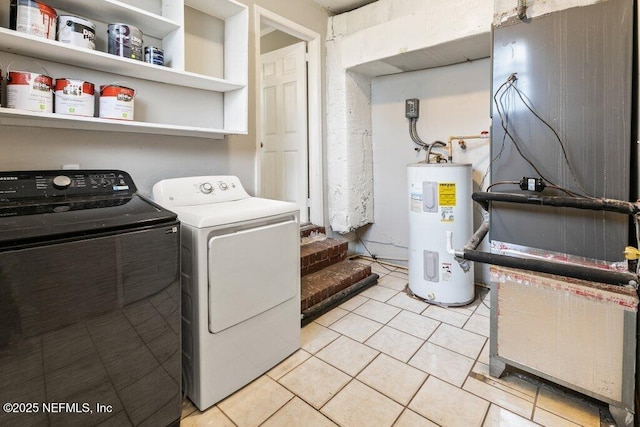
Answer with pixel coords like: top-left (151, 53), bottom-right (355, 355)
top-left (208, 219), bottom-right (299, 333)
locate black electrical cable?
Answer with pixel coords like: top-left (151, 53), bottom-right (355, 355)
top-left (486, 181), bottom-right (520, 191)
top-left (508, 80), bottom-right (591, 197)
top-left (353, 229), bottom-right (394, 273)
top-left (477, 84), bottom-right (511, 207)
top-left (479, 79), bottom-right (515, 190)
top-left (493, 78), bottom-right (587, 198)
top-left (494, 80), bottom-right (551, 181)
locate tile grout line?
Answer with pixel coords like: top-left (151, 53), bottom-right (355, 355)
top-left (401, 373), bottom-right (431, 420)
top-left (215, 404), bottom-right (239, 427)
top-left (530, 387), bottom-right (540, 422)
top-left (298, 325), bottom-right (433, 426)
top-left (256, 394), bottom-right (296, 426)
top-left (305, 287), bottom-right (498, 422)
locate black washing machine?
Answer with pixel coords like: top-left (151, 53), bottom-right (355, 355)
top-left (0, 170), bottom-right (181, 427)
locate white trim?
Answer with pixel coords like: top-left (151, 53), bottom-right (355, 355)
top-left (260, 25), bottom-right (276, 37)
top-left (253, 5), bottom-right (324, 226)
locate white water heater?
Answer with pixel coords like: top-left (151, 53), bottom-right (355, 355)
top-left (408, 163), bottom-right (474, 305)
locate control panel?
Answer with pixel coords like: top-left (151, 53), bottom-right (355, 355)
top-left (198, 179), bottom-right (237, 195)
top-left (152, 175), bottom-right (249, 207)
top-left (0, 170), bottom-right (136, 201)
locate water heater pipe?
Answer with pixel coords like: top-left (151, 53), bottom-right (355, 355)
top-left (471, 192), bottom-right (640, 215)
top-left (448, 132), bottom-right (490, 160)
top-left (446, 193), bottom-right (640, 286)
top-left (447, 223), bottom-right (490, 257)
top-left (463, 249), bottom-right (637, 286)
top-left (445, 231), bottom-right (457, 256)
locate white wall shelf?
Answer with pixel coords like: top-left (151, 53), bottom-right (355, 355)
top-left (44, 0), bottom-right (180, 39)
top-left (0, 29), bottom-right (244, 92)
top-left (0, 108), bottom-right (243, 139)
top-left (0, 0), bottom-right (248, 138)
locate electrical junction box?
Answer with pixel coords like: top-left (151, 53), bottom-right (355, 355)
top-left (519, 177), bottom-right (545, 192)
top-left (405, 98), bottom-right (419, 119)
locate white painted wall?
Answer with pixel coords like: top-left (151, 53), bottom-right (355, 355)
top-left (0, 0), bottom-right (328, 200)
top-left (325, 39), bottom-right (374, 233)
top-left (494, 0), bottom-right (605, 24)
top-left (325, 0), bottom-right (492, 234)
top-left (0, 129), bottom-right (235, 198)
top-left (356, 58), bottom-right (492, 283)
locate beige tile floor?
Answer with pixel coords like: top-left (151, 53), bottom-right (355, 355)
top-left (180, 261), bottom-right (605, 427)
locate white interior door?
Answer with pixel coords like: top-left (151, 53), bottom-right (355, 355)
top-left (260, 41), bottom-right (309, 223)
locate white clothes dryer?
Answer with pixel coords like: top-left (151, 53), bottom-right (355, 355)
top-left (152, 175), bottom-right (300, 411)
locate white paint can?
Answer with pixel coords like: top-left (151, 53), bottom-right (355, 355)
top-left (57, 15), bottom-right (96, 50)
top-left (54, 79), bottom-right (95, 117)
top-left (7, 70), bottom-right (53, 113)
top-left (107, 24), bottom-right (143, 61)
top-left (10, 0), bottom-right (57, 41)
top-left (99, 85), bottom-right (134, 121)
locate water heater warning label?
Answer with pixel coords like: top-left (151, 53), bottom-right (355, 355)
top-left (438, 183), bottom-right (456, 206)
top-left (442, 263), bottom-right (452, 281)
top-left (441, 207), bottom-right (454, 222)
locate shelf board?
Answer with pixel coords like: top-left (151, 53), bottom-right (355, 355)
top-left (0, 108), bottom-right (247, 139)
top-left (0, 28), bottom-right (246, 92)
top-left (185, 0), bottom-right (246, 20)
top-left (44, 0), bottom-right (180, 39)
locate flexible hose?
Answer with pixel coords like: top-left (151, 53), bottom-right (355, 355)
top-left (409, 119), bottom-right (427, 148)
top-left (426, 140), bottom-right (447, 163)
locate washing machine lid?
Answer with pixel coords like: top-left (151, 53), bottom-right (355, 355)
top-left (0, 170), bottom-right (177, 248)
top-left (169, 197), bottom-right (299, 228)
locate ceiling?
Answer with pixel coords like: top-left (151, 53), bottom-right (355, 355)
top-left (311, 0), bottom-right (377, 14)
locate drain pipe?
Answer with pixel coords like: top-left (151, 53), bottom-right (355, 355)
top-left (446, 192), bottom-right (640, 287)
top-left (446, 221), bottom-right (489, 272)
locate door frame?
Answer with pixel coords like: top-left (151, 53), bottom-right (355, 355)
top-left (254, 5), bottom-right (323, 226)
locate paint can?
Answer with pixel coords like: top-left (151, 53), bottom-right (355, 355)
top-left (10, 0), bottom-right (57, 41)
top-left (107, 24), bottom-right (143, 61)
top-left (7, 70), bottom-right (53, 113)
top-left (144, 46), bottom-right (164, 66)
top-left (57, 15), bottom-right (96, 50)
top-left (99, 84), bottom-right (134, 121)
top-left (54, 79), bottom-right (95, 117)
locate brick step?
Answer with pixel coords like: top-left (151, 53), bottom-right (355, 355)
top-left (301, 260), bottom-right (374, 313)
top-left (300, 224), bottom-right (326, 239)
top-left (300, 238), bottom-right (348, 277)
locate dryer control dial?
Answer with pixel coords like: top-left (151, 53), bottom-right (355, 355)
top-left (53, 175), bottom-right (72, 189)
top-left (218, 182), bottom-right (228, 191)
top-left (200, 182), bottom-right (214, 194)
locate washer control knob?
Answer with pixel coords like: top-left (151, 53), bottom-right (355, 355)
top-left (219, 182), bottom-right (228, 191)
top-left (53, 175), bottom-right (72, 189)
top-left (200, 182), bottom-right (213, 194)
